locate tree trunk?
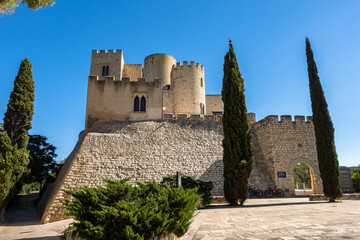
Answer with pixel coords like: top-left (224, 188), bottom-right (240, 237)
top-left (329, 197), bottom-right (336, 202)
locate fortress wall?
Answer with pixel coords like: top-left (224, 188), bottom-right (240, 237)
top-left (85, 77), bottom-right (163, 129)
top-left (171, 62), bottom-right (205, 114)
top-left (42, 114), bottom-right (322, 223)
top-left (205, 95), bottom-right (223, 115)
top-left (90, 49), bottom-right (124, 81)
top-left (162, 89), bottom-right (173, 114)
top-left (252, 115), bottom-right (323, 196)
top-left (42, 119), bottom-right (224, 223)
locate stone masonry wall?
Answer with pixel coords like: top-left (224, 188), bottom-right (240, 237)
top-left (41, 114), bottom-right (322, 223)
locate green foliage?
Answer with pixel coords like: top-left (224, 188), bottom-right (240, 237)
top-left (25, 134), bottom-right (57, 184)
top-left (221, 40), bottom-right (253, 205)
top-left (352, 170), bottom-right (360, 192)
top-left (0, 128), bottom-right (29, 209)
top-left (0, 0), bottom-right (54, 15)
top-left (161, 174), bottom-right (213, 206)
top-left (63, 178), bottom-right (200, 240)
top-left (306, 38), bottom-right (342, 201)
top-left (3, 58), bottom-right (35, 149)
top-left (19, 181), bottom-right (41, 194)
top-left (293, 163), bottom-right (312, 189)
top-left (0, 58), bottom-right (34, 220)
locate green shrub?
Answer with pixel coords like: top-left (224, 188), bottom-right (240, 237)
top-left (161, 175), bottom-right (213, 206)
top-left (62, 178), bottom-right (200, 240)
top-left (352, 170), bottom-right (360, 192)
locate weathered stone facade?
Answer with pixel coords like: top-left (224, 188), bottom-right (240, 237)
top-left (85, 50), bottom-right (221, 129)
top-left (40, 114), bottom-right (323, 223)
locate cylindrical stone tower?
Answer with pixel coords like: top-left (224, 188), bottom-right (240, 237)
top-left (144, 53), bottom-right (176, 86)
top-left (171, 61), bottom-right (206, 114)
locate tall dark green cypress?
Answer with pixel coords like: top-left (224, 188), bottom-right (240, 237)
top-left (4, 58), bottom-right (35, 149)
top-left (222, 40), bottom-right (253, 205)
top-left (305, 38), bottom-right (342, 202)
top-left (0, 58), bottom-right (34, 223)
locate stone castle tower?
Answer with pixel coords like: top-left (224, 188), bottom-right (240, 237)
top-left (85, 50), bottom-right (221, 129)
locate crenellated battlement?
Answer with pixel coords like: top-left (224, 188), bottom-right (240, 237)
top-left (173, 61), bottom-right (204, 69)
top-left (163, 113), bottom-right (222, 122)
top-left (88, 75), bottom-right (161, 84)
top-left (257, 114), bottom-right (313, 125)
top-left (92, 49), bottom-right (123, 55)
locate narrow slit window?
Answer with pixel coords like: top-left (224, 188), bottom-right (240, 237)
top-left (106, 66), bottom-right (109, 76)
top-left (140, 96), bottom-right (146, 111)
top-left (201, 78), bottom-right (203, 87)
top-left (102, 66), bottom-right (106, 76)
top-left (134, 96), bottom-right (140, 111)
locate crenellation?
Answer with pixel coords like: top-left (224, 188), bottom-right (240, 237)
top-left (100, 50), bottom-right (106, 53)
top-left (265, 115), bottom-right (279, 122)
top-left (108, 49), bottom-right (115, 53)
top-left (183, 61), bottom-right (188, 66)
top-left (295, 115), bottom-right (305, 123)
top-left (280, 115), bottom-right (292, 122)
top-left (306, 116), bottom-right (313, 122)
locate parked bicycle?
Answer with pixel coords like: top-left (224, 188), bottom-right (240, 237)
top-left (264, 186), bottom-right (285, 198)
top-left (248, 185), bottom-right (263, 198)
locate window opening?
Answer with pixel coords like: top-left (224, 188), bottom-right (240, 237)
top-left (140, 96), bottom-right (146, 111)
top-left (102, 66), bottom-right (106, 76)
top-left (134, 96), bottom-right (140, 111)
top-left (106, 66), bottom-right (109, 76)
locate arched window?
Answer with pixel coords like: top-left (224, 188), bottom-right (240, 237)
top-left (106, 66), bottom-right (109, 76)
top-left (134, 96), bottom-right (140, 111)
top-left (102, 66), bottom-right (106, 76)
top-left (140, 96), bottom-right (146, 111)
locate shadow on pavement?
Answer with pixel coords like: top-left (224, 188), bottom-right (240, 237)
top-left (205, 199), bottom-right (327, 210)
top-left (16, 237), bottom-right (59, 240)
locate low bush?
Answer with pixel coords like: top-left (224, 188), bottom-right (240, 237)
top-left (161, 175), bottom-right (213, 206)
top-left (62, 178), bottom-right (200, 240)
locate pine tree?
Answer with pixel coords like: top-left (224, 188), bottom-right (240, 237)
top-left (222, 40), bottom-right (253, 205)
top-left (4, 58), bottom-right (35, 149)
top-left (0, 58), bottom-right (35, 223)
top-left (305, 38), bottom-right (342, 202)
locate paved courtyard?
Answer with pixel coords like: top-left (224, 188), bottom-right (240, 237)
top-left (0, 197), bottom-right (359, 239)
top-left (181, 198), bottom-right (360, 239)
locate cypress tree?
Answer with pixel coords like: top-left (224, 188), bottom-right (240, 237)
top-left (305, 38), bottom-right (342, 202)
top-left (222, 40), bottom-right (253, 205)
top-left (0, 58), bottom-right (34, 223)
top-left (3, 58), bottom-right (35, 149)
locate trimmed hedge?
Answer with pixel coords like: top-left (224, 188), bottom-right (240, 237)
top-left (62, 178), bottom-right (200, 240)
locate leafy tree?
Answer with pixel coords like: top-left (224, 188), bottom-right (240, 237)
top-left (305, 38), bottom-right (342, 202)
top-left (0, 0), bottom-right (54, 15)
top-left (352, 170), bottom-right (360, 192)
top-left (222, 40), bottom-right (253, 205)
top-left (63, 179), bottom-right (200, 240)
top-left (25, 134), bottom-right (57, 184)
top-left (293, 163), bottom-right (311, 189)
top-left (0, 58), bottom-right (35, 223)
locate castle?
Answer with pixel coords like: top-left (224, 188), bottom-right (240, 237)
top-left (39, 49), bottom-right (323, 223)
top-left (85, 50), bottom-right (222, 129)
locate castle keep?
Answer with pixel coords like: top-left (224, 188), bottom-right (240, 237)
top-left (39, 50), bottom-right (323, 223)
top-left (85, 50), bottom-right (222, 129)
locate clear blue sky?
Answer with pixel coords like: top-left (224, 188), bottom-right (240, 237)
top-left (0, 0), bottom-right (359, 167)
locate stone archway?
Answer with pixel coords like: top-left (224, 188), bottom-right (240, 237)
top-left (287, 157), bottom-right (323, 196)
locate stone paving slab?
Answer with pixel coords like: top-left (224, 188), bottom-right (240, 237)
top-left (180, 198), bottom-right (360, 240)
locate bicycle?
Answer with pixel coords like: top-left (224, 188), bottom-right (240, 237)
top-left (264, 186), bottom-right (285, 198)
top-left (248, 185), bottom-right (263, 198)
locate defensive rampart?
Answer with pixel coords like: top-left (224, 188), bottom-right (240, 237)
top-left (40, 114), bottom-right (322, 223)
